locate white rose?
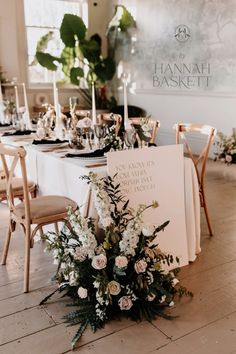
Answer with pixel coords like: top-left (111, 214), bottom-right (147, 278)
top-left (118, 296), bottom-right (133, 310)
top-left (226, 155), bottom-right (232, 163)
top-left (77, 119), bottom-right (84, 128)
top-left (142, 225), bottom-right (155, 237)
top-left (134, 259), bottom-right (148, 274)
top-left (77, 286), bottom-right (88, 299)
top-left (92, 254), bottom-right (107, 270)
top-left (82, 117), bottom-right (92, 128)
top-left (169, 301), bottom-right (175, 307)
top-left (115, 256), bottom-right (128, 269)
top-left (107, 281), bottom-right (121, 295)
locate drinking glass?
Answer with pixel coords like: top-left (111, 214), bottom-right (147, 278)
top-left (124, 128), bottom-right (136, 149)
top-left (94, 124), bottom-right (107, 149)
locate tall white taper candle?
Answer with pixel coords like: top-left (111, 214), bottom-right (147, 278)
top-left (0, 81), bottom-right (4, 123)
top-left (91, 82), bottom-right (97, 125)
top-left (22, 83), bottom-right (29, 114)
top-left (14, 85), bottom-right (20, 113)
top-left (22, 83), bottom-right (32, 130)
top-left (123, 76), bottom-right (131, 130)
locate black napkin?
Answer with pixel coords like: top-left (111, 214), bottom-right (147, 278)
top-left (0, 122), bottom-right (11, 127)
top-left (32, 138), bottom-right (68, 145)
top-left (133, 141), bottom-right (157, 148)
top-left (65, 143), bottom-right (112, 158)
top-left (2, 130), bottom-right (34, 136)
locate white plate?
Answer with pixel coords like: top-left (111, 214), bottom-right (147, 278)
top-left (71, 156), bottom-right (107, 165)
top-left (33, 142), bottom-right (68, 150)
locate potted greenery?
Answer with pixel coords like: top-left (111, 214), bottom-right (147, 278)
top-left (35, 5), bottom-right (136, 110)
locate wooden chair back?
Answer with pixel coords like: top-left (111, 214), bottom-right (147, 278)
top-left (129, 118), bottom-right (160, 144)
top-left (175, 123), bottom-right (216, 187)
top-left (0, 143), bottom-right (30, 222)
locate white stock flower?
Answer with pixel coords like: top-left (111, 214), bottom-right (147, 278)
top-left (93, 281), bottom-right (100, 288)
top-left (172, 278), bottom-right (179, 287)
top-left (77, 286), bottom-right (88, 299)
top-left (69, 271), bottom-right (78, 286)
top-left (142, 225), bottom-right (155, 237)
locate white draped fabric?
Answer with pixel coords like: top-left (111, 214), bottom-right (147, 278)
top-left (1, 134), bottom-right (200, 263)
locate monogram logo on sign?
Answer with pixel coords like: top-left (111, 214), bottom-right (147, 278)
top-left (175, 25), bottom-right (190, 42)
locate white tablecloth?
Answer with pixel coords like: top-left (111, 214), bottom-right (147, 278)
top-left (1, 134), bottom-right (201, 263)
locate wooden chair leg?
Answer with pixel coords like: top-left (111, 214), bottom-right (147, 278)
top-left (202, 190), bottom-right (213, 237)
top-left (1, 222), bottom-right (12, 265)
top-left (30, 187), bottom-right (37, 199)
top-left (24, 226), bottom-right (31, 293)
top-left (54, 222), bottom-right (59, 235)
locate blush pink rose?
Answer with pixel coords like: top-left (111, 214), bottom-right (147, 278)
top-left (118, 296), bottom-right (133, 310)
top-left (91, 254), bottom-right (107, 270)
top-left (77, 286), bottom-right (88, 299)
top-left (115, 255), bottom-right (128, 269)
top-left (134, 259), bottom-right (148, 274)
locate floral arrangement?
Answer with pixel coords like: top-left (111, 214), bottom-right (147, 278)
top-left (134, 116), bottom-right (153, 143)
top-left (40, 173), bottom-right (192, 349)
top-left (103, 124), bottom-right (123, 150)
top-left (215, 129), bottom-right (236, 164)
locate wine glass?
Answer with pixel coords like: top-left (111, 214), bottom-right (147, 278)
top-left (94, 124), bottom-right (107, 149)
top-left (124, 128), bottom-right (136, 149)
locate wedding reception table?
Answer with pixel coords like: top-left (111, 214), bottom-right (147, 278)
top-left (1, 133), bottom-right (201, 264)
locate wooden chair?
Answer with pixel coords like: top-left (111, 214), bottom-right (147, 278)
top-left (175, 123), bottom-right (216, 236)
top-left (129, 118), bottom-right (160, 144)
top-left (0, 151), bottom-right (37, 202)
top-left (97, 113), bottom-right (122, 136)
top-left (0, 143), bottom-right (77, 292)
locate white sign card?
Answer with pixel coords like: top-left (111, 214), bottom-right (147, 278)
top-left (107, 145), bottom-right (189, 268)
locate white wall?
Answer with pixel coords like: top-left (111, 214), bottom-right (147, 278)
top-left (113, 0), bottom-right (236, 148)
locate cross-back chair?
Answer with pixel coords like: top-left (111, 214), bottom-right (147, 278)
top-left (129, 118), bottom-right (160, 144)
top-left (175, 123), bottom-right (216, 236)
top-left (0, 143), bottom-right (77, 292)
top-left (0, 141), bottom-right (37, 202)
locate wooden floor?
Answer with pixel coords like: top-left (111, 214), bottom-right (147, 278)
top-left (0, 160), bottom-right (236, 354)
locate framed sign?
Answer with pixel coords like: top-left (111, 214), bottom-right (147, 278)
top-left (107, 145), bottom-right (189, 268)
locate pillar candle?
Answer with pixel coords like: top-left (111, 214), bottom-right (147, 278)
top-left (14, 85), bottom-right (20, 113)
top-left (91, 82), bottom-right (97, 125)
